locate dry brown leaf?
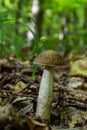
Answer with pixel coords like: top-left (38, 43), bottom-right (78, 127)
top-left (70, 58), bottom-right (87, 76)
top-left (26, 116), bottom-right (50, 130)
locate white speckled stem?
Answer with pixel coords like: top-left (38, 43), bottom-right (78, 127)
top-left (36, 67), bottom-right (54, 123)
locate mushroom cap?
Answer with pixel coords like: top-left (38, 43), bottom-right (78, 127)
top-left (33, 50), bottom-right (63, 66)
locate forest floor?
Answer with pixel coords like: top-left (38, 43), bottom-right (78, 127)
top-left (0, 56), bottom-right (87, 130)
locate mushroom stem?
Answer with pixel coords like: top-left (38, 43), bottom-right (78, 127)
top-left (36, 67), bottom-right (54, 123)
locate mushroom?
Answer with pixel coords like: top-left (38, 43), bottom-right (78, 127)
top-left (33, 50), bottom-right (63, 123)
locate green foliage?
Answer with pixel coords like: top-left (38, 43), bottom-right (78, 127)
top-left (0, 0), bottom-right (87, 58)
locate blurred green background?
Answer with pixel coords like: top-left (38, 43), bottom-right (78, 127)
top-left (0, 0), bottom-right (87, 59)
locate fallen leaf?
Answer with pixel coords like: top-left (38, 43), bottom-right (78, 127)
top-left (26, 116), bottom-right (50, 130)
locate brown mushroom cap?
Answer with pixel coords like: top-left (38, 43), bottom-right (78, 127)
top-left (33, 50), bottom-right (64, 66)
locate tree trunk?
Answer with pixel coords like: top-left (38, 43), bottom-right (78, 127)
top-left (15, 0), bottom-right (22, 35)
top-left (27, 0), bottom-right (44, 48)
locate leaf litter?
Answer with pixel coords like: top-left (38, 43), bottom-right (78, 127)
top-left (0, 55), bottom-right (87, 130)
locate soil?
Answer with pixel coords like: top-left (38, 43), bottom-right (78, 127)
top-left (0, 57), bottom-right (87, 130)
